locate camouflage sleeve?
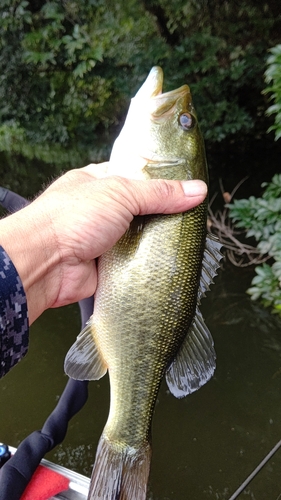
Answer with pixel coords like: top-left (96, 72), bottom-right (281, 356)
top-left (0, 246), bottom-right (29, 378)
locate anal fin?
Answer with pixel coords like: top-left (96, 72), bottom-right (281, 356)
top-left (64, 316), bottom-right (107, 381)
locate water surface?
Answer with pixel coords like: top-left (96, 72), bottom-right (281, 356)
top-left (1, 263), bottom-right (281, 500)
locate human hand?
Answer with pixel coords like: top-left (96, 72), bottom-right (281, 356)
top-left (0, 163), bottom-right (207, 324)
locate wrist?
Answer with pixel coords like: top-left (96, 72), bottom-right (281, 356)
top-left (0, 203), bottom-right (61, 324)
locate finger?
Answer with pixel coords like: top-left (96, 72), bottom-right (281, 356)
top-left (127, 178), bottom-right (208, 215)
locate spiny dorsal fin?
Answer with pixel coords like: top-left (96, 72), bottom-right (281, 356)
top-left (64, 316), bottom-right (107, 381)
top-left (165, 307), bottom-right (216, 397)
top-left (165, 233), bottom-right (223, 398)
top-left (198, 232), bottom-right (224, 303)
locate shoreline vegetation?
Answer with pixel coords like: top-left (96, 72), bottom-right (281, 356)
top-left (1, 0), bottom-right (281, 315)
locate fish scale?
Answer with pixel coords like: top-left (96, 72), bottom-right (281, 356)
top-left (89, 205), bottom-right (206, 475)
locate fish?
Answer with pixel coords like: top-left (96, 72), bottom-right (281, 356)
top-left (64, 66), bottom-right (223, 500)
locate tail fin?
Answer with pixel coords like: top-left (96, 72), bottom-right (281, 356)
top-left (87, 435), bottom-right (151, 500)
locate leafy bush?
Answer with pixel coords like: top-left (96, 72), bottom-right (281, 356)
top-left (0, 0), bottom-right (280, 165)
top-left (228, 174), bottom-right (281, 315)
top-left (226, 44), bottom-right (281, 315)
top-left (264, 44), bottom-right (281, 140)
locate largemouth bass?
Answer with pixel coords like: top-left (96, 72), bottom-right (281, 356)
top-left (65, 66), bottom-right (222, 500)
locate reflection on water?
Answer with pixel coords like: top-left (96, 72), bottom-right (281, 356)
top-left (1, 263), bottom-right (281, 499)
top-left (53, 443), bottom-right (94, 477)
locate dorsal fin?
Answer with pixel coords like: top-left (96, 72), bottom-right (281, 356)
top-left (198, 233), bottom-right (223, 303)
top-left (64, 317), bottom-right (107, 381)
top-left (165, 307), bottom-right (216, 397)
top-left (165, 233), bottom-right (223, 398)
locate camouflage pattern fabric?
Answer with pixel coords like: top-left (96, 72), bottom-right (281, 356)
top-left (0, 246), bottom-right (29, 378)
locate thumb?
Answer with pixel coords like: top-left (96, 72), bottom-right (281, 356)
top-left (128, 178), bottom-right (208, 216)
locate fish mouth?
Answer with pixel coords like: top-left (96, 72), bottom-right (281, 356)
top-left (135, 66), bottom-right (191, 116)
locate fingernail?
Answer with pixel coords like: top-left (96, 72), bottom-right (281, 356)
top-left (181, 180), bottom-right (207, 197)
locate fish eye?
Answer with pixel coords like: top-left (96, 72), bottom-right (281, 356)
top-left (179, 112), bottom-right (195, 130)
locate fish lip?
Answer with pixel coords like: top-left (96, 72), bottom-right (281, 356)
top-left (134, 66), bottom-right (163, 99)
top-left (135, 67), bottom-right (191, 117)
top-left (135, 67), bottom-right (190, 102)
top-left (151, 84), bottom-right (190, 117)
top-left (153, 84), bottom-right (190, 101)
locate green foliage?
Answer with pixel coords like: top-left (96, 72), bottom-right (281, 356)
top-left (0, 120), bottom-right (83, 166)
top-left (228, 174), bottom-right (281, 315)
top-left (264, 44), bottom-right (281, 141)
top-left (0, 0), bottom-right (280, 166)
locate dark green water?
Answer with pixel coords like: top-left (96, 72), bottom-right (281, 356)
top-left (1, 262), bottom-right (281, 499)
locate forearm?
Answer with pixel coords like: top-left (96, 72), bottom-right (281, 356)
top-left (0, 246), bottom-right (29, 377)
top-left (0, 204), bottom-right (60, 324)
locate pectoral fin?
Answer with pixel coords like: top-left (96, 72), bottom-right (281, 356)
top-left (165, 307), bottom-right (216, 397)
top-left (64, 317), bottom-right (107, 381)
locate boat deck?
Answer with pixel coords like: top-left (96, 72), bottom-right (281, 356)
top-left (8, 446), bottom-right (90, 500)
